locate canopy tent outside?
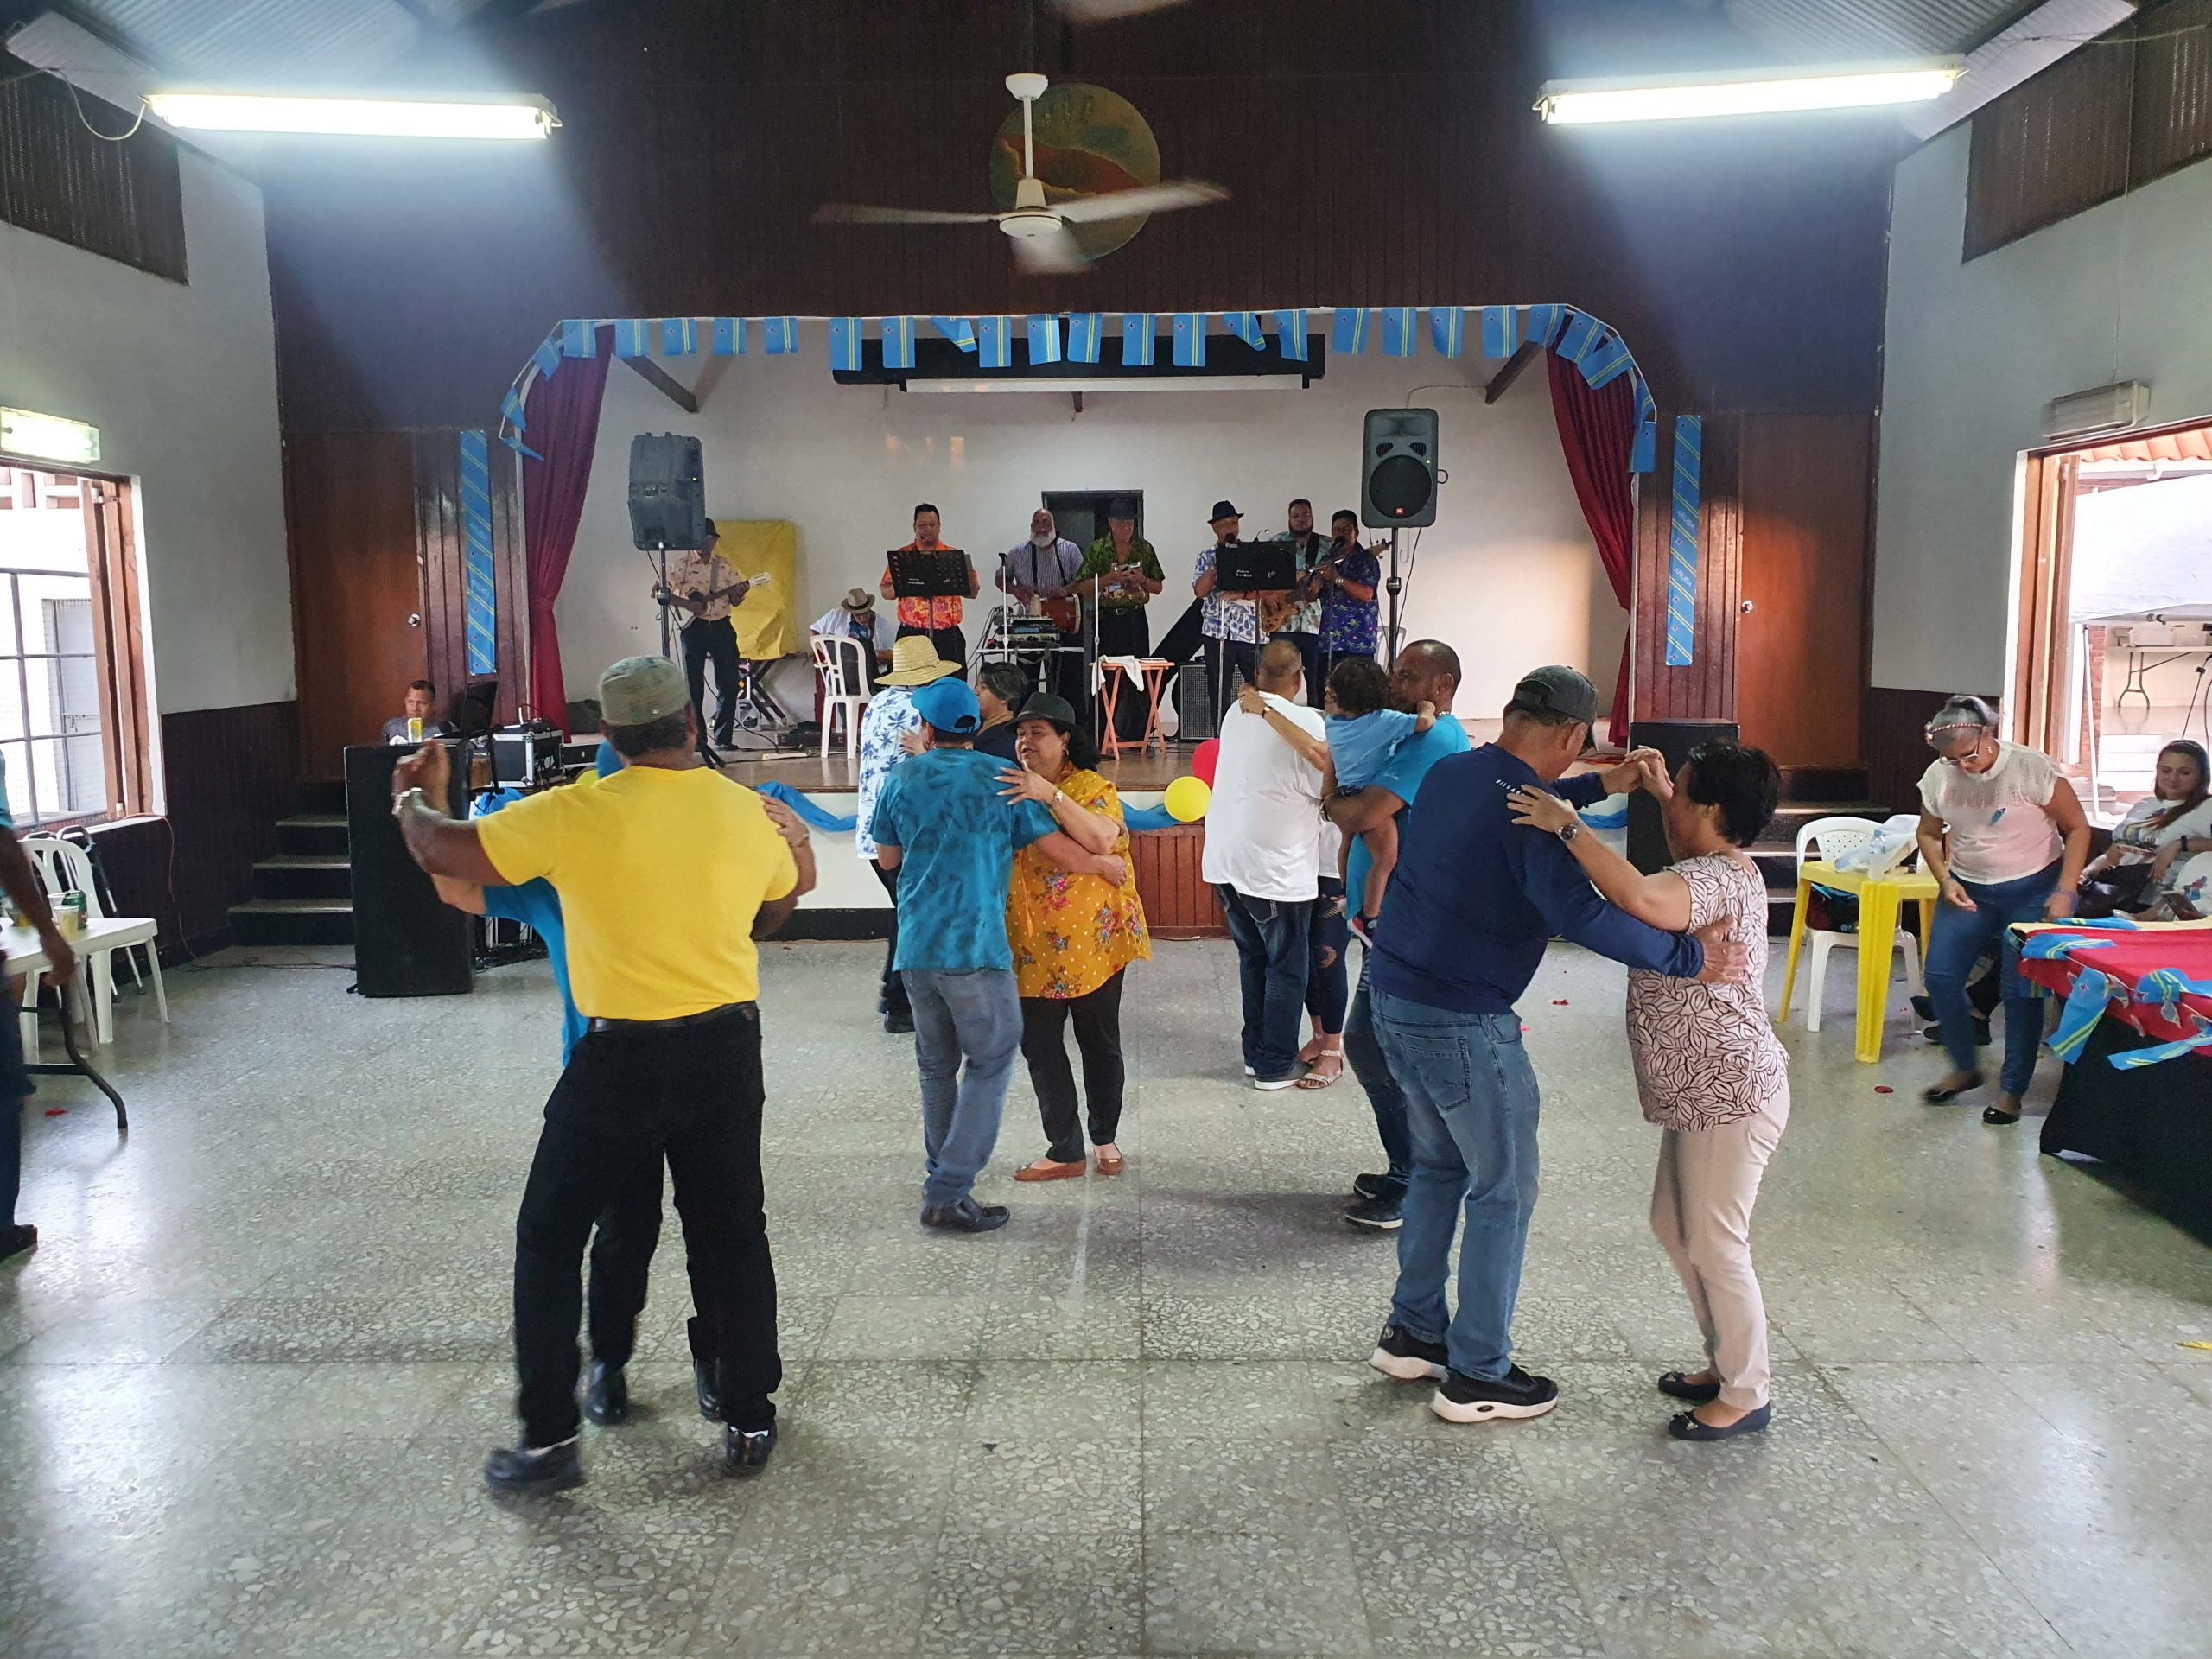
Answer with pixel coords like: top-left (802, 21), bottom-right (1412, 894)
top-left (2069, 473), bottom-right (2212, 623)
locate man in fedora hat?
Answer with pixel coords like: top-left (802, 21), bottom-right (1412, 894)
top-left (858, 636), bottom-right (963, 1033)
top-left (1192, 499), bottom-right (1264, 730)
top-left (811, 587), bottom-right (896, 691)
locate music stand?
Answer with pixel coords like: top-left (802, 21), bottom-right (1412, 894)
top-left (1217, 540), bottom-right (1294, 593)
top-left (888, 547), bottom-right (974, 600)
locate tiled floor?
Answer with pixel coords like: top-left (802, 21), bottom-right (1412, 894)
top-left (4, 936), bottom-right (2210, 1657)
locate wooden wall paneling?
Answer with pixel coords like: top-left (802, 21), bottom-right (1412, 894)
top-left (1966, 23), bottom-right (2137, 259)
top-left (490, 439), bottom-right (527, 728)
top-left (415, 431), bottom-right (462, 732)
top-left (1129, 823), bottom-right (1224, 939)
top-left (1632, 414), bottom-right (1741, 724)
top-left (2131, 0), bottom-right (2212, 188)
top-left (0, 71), bottom-right (187, 282)
top-left (1864, 685), bottom-right (1980, 817)
top-left (1734, 412), bottom-right (1872, 768)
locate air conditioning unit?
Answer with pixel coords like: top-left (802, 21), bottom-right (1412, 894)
top-left (2044, 381), bottom-right (2152, 442)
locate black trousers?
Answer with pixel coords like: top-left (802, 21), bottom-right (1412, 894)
top-left (1020, 971), bottom-right (1128, 1163)
top-left (1098, 609), bottom-right (1153, 741)
top-left (586, 1154), bottom-right (710, 1372)
top-left (1278, 630), bottom-right (1325, 706)
top-left (897, 620), bottom-right (968, 671)
top-left (1205, 637), bottom-right (1261, 728)
top-left (682, 616), bottom-right (742, 746)
top-left (513, 1004), bottom-right (779, 1447)
top-left (872, 859), bottom-right (909, 1017)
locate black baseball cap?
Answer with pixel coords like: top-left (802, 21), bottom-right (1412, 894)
top-left (1509, 665), bottom-right (1599, 729)
top-left (1209, 499), bottom-right (1241, 523)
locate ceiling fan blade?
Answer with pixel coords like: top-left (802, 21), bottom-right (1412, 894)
top-left (1049, 0), bottom-right (1194, 19)
top-left (1052, 179), bottom-right (1230, 223)
top-left (812, 203), bottom-right (998, 226)
top-left (1013, 226), bottom-right (1090, 275)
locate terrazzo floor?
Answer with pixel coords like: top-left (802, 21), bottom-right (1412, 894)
top-left (3, 934), bottom-right (2210, 1657)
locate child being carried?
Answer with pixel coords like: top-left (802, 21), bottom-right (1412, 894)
top-left (1323, 657), bottom-right (1434, 943)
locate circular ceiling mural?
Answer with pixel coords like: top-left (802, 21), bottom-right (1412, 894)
top-left (989, 82), bottom-right (1162, 262)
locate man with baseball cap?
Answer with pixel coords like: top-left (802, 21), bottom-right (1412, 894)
top-left (868, 676), bottom-right (1114, 1232)
top-left (858, 635), bottom-right (964, 1033)
top-left (1357, 664), bottom-right (1747, 1427)
top-left (392, 655), bottom-right (812, 1493)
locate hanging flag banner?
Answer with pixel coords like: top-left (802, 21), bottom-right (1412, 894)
top-left (976, 316), bottom-right (1014, 368)
top-left (1332, 308), bottom-right (1370, 355)
top-left (1428, 308), bottom-right (1466, 359)
top-left (1523, 304), bottom-right (1564, 348)
top-left (828, 317), bottom-right (864, 372)
top-left (932, 316), bottom-right (977, 352)
top-left (499, 386), bottom-right (525, 431)
top-left (1273, 310), bottom-right (1309, 361)
top-left (1480, 305), bottom-right (1518, 359)
top-left (1122, 313), bottom-right (1156, 366)
top-left (561, 319), bottom-right (598, 358)
top-left (612, 319), bottom-right (650, 359)
top-left (1580, 330), bottom-right (1633, 389)
top-left (881, 315), bottom-right (916, 370)
top-left (459, 429), bottom-right (497, 677)
top-left (1027, 315), bottom-right (1062, 365)
top-left (1631, 416), bottom-right (1658, 475)
top-left (711, 317), bottom-right (745, 356)
top-left (1379, 308), bottom-right (1418, 357)
top-left (1172, 312), bottom-right (1206, 366)
top-left (658, 318), bottom-right (697, 356)
top-left (760, 317), bottom-right (798, 356)
top-left (531, 334), bottom-right (563, 382)
top-left (1066, 313), bottom-right (1103, 364)
top-left (1665, 416), bottom-right (1703, 668)
top-left (1224, 311), bottom-right (1263, 348)
top-left (1557, 310), bottom-right (1603, 365)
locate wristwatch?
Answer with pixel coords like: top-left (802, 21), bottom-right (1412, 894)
top-left (1557, 821), bottom-right (1580, 845)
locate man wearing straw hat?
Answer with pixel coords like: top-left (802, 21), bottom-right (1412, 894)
top-left (858, 635), bottom-right (963, 1033)
top-left (811, 587), bottom-right (896, 692)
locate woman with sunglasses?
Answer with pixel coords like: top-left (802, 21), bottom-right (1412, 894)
top-left (1915, 697), bottom-right (2092, 1124)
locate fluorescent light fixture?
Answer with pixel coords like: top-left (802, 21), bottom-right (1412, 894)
top-left (1536, 60), bottom-right (1963, 125)
top-left (905, 376), bottom-right (1300, 395)
top-left (144, 92), bottom-right (556, 141)
top-left (0, 406), bottom-right (100, 467)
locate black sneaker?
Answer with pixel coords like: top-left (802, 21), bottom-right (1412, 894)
top-left (883, 1008), bottom-right (915, 1035)
top-left (1351, 1173), bottom-right (1401, 1203)
top-left (1369, 1324), bottom-right (1448, 1382)
top-left (1431, 1365), bottom-right (1559, 1423)
top-left (724, 1423), bottom-right (777, 1477)
top-left (1343, 1197), bottom-right (1403, 1231)
top-left (583, 1361), bottom-right (628, 1427)
top-left (922, 1197), bottom-right (1010, 1234)
top-left (484, 1437), bottom-right (584, 1495)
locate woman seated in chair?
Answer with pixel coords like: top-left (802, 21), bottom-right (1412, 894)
top-left (2076, 739), bottom-right (2212, 917)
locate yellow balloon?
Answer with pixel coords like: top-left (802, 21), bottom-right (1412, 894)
top-left (1164, 775), bottom-right (1212, 823)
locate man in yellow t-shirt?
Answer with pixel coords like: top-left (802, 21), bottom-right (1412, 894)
top-left (392, 655), bottom-right (812, 1495)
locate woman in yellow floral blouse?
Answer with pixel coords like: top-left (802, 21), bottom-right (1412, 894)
top-left (999, 694), bottom-right (1152, 1180)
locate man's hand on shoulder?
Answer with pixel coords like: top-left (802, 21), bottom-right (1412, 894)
top-left (1236, 685), bottom-right (1267, 718)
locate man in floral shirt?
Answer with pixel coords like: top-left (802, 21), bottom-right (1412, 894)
top-left (858, 636), bottom-right (961, 1033)
top-left (1317, 509), bottom-right (1382, 685)
top-left (1192, 499), bottom-right (1262, 732)
top-left (879, 503), bottom-right (981, 670)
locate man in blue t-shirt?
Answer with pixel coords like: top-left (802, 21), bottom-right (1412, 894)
top-left (869, 677), bottom-right (1115, 1234)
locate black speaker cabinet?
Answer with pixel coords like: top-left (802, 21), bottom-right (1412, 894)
top-left (1624, 719), bottom-right (1739, 874)
top-left (346, 743), bottom-right (474, 998)
top-left (627, 432), bottom-right (709, 551)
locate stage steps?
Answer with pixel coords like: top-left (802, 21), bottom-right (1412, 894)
top-left (230, 787), bottom-right (356, 947)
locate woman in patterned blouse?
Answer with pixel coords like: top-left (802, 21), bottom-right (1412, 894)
top-left (999, 696), bottom-right (1153, 1181)
top-left (1508, 741), bottom-right (1788, 1443)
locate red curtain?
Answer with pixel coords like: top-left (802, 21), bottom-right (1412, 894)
top-left (1546, 351), bottom-right (1637, 745)
top-left (522, 335), bottom-right (613, 733)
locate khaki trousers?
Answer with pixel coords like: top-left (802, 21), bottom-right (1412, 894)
top-left (1649, 1088), bottom-right (1789, 1411)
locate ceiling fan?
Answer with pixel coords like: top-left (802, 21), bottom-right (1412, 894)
top-left (811, 70), bottom-right (1228, 274)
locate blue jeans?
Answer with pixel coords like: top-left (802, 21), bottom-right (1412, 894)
top-left (1216, 887), bottom-right (1312, 1078)
top-left (1374, 990), bottom-right (1541, 1382)
top-left (905, 967), bottom-right (1021, 1208)
top-left (1344, 957), bottom-right (1411, 1198)
top-left (1926, 861), bottom-right (2058, 1096)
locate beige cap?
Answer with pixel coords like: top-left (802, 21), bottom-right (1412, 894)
top-left (599, 656), bottom-right (690, 726)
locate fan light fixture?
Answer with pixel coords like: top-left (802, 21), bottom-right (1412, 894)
top-left (145, 92), bottom-right (556, 140)
top-left (1535, 60), bottom-right (1962, 125)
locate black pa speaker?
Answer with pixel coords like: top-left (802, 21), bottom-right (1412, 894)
top-left (1624, 719), bottom-right (1739, 874)
top-left (346, 743), bottom-right (474, 997)
top-left (627, 432), bottom-right (709, 551)
top-left (1362, 408), bottom-right (1440, 528)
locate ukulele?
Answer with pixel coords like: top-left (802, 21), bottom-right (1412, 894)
top-left (657, 570), bottom-right (772, 620)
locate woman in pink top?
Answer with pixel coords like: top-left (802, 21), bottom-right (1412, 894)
top-left (1509, 741), bottom-right (1788, 1441)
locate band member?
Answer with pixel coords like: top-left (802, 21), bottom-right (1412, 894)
top-left (653, 519), bottom-right (753, 749)
top-left (1077, 500), bottom-right (1165, 660)
top-left (1192, 499), bottom-right (1262, 730)
top-left (999, 508), bottom-right (1085, 647)
top-left (810, 588), bottom-right (896, 692)
top-left (1317, 510), bottom-right (1382, 685)
top-left (1268, 499), bottom-right (1330, 707)
top-left (881, 502), bottom-right (980, 669)
top-left (381, 679), bottom-right (454, 743)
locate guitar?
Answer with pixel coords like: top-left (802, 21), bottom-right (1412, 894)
top-left (656, 570), bottom-right (772, 621)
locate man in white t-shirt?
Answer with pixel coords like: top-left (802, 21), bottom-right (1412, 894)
top-left (1203, 639), bottom-right (1325, 1088)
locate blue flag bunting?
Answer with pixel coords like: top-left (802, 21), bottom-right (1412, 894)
top-left (499, 386), bottom-right (525, 430)
top-left (828, 317), bottom-right (863, 372)
top-left (658, 318), bottom-right (696, 356)
top-left (1224, 311), bottom-right (1263, 348)
top-left (976, 316), bottom-right (1013, 368)
top-left (1122, 314), bottom-right (1156, 366)
top-left (1480, 306), bottom-right (1517, 359)
top-left (460, 429), bottom-right (497, 677)
top-left (1172, 312), bottom-right (1206, 366)
top-left (1332, 308), bottom-right (1369, 355)
top-left (760, 317), bottom-right (798, 356)
top-left (1580, 331), bottom-right (1633, 389)
top-left (1557, 311), bottom-right (1602, 365)
top-left (612, 319), bottom-right (649, 359)
top-left (1027, 315), bottom-right (1062, 365)
top-left (1630, 418), bottom-right (1657, 475)
top-left (531, 334), bottom-right (563, 382)
top-left (882, 315), bottom-right (916, 370)
top-left (1665, 416), bottom-right (1704, 668)
top-left (932, 316), bottom-right (977, 353)
top-left (1066, 313), bottom-right (1103, 364)
top-left (1379, 308), bottom-right (1417, 357)
top-left (1429, 308), bottom-right (1466, 358)
top-left (561, 319), bottom-right (597, 358)
top-left (1273, 310), bottom-right (1309, 361)
top-left (711, 317), bottom-right (744, 356)
top-left (1524, 304), bottom-right (1564, 348)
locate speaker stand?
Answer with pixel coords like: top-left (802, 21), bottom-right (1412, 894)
top-left (1385, 529), bottom-right (1403, 665)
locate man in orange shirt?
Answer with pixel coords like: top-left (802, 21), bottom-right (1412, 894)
top-left (880, 502), bottom-right (980, 671)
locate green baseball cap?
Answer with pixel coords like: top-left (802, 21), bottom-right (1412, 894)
top-left (1509, 664), bottom-right (1599, 728)
top-left (599, 656), bottom-right (690, 726)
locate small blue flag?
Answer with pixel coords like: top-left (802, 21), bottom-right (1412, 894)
top-left (1379, 308), bottom-right (1417, 357)
top-left (1273, 310), bottom-right (1309, 361)
top-left (658, 318), bottom-right (697, 356)
top-left (1224, 311), bottom-right (1263, 348)
top-left (760, 317), bottom-right (798, 355)
top-left (612, 319), bottom-right (649, 359)
top-left (499, 386), bottom-right (526, 429)
top-left (1630, 417), bottom-right (1657, 474)
top-left (1428, 308), bottom-right (1466, 359)
top-left (711, 318), bottom-right (744, 356)
top-left (1480, 306), bottom-right (1517, 359)
top-left (1524, 305), bottom-right (1564, 348)
top-left (1580, 332), bottom-right (1633, 389)
top-left (561, 319), bottom-right (597, 359)
top-left (932, 316), bottom-right (977, 353)
top-left (1172, 312), bottom-right (1206, 366)
top-left (976, 317), bottom-right (1013, 368)
top-left (1332, 308), bottom-right (1369, 355)
top-left (531, 335), bottom-right (563, 382)
top-left (1066, 313), bottom-right (1103, 364)
top-left (1122, 313), bottom-right (1156, 367)
top-left (1027, 315), bottom-right (1062, 365)
top-left (882, 315), bottom-right (916, 370)
top-left (1557, 311), bottom-right (1602, 365)
top-left (828, 317), bottom-right (863, 372)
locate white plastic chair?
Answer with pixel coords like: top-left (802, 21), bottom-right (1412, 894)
top-left (810, 633), bottom-right (872, 761)
top-left (1791, 815), bottom-right (1923, 1033)
top-left (20, 835), bottom-right (167, 1046)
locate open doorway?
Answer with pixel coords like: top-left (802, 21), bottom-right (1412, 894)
top-left (2014, 421), bottom-right (2212, 821)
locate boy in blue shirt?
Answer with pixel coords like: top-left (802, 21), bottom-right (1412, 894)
top-left (1319, 656), bottom-right (1437, 940)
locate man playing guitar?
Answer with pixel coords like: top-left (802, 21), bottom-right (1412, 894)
top-left (652, 518), bottom-right (760, 749)
top-left (998, 507), bottom-right (1085, 646)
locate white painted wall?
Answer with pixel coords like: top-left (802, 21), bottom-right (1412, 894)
top-left (0, 149), bottom-right (292, 715)
top-left (560, 324), bottom-right (1623, 718)
top-left (1873, 130), bottom-right (2212, 692)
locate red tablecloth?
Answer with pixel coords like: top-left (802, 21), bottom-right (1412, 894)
top-left (2014, 923), bottom-right (2212, 1047)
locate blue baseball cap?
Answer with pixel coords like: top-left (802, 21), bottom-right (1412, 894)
top-left (911, 677), bottom-right (982, 735)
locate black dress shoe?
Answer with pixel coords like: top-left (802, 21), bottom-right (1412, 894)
top-left (484, 1438), bottom-right (583, 1495)
top-left (583, 1361), bottom-right (628, 1427)
top-left (0, 1223), bottom-right (35, 1262)
top-left (883, 1008), bottom-right (915, 1035)
top-left (693, 1350), bottom-right (721, 1422)
top-left (724, 1423), bottom-right (777, 1477)
top-left (921, 1197), bottom-right (1010, 1233)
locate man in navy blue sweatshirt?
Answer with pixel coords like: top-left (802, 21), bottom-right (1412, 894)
top-left (1362, 665), bottom-right (1747, 1425)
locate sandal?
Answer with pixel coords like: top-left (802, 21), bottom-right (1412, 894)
top-left (1296, 1046), bottom-right (1345, 1090)
top-left (1923, 1071), bottom-right (1984, 1103)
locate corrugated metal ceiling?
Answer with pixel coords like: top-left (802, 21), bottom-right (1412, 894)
top-left (1719, 0), bottom-right (2050, 57)
top-left (54, 0), bottom-right (503, 83)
